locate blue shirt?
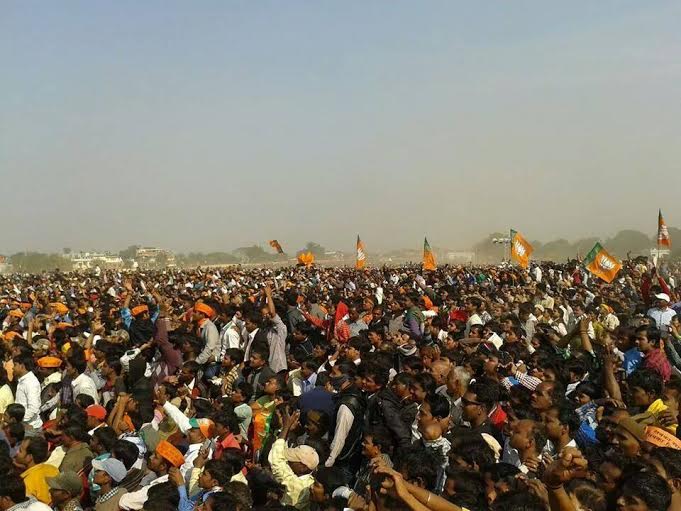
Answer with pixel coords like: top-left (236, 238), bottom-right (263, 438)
top-left (623, 348), bottom-right (643, 376)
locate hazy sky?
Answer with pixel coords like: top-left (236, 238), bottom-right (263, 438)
top-left (2, 1), bottom-right (681, 255)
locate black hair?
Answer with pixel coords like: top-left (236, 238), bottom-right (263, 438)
top-left (219, 481), bottom-right (253, 510)
top-left (364, 425), bottom-right (394, 456)
top-left (313, 467), bottom-right (348, 497)
top-left (62, 424), bottom-right (89, 443)
top-left (147, 482), bottom-right (180, 507)
top-left (212, 410), bottom-right (240, 435)
top-left (67, 354), bottom-right (87, 374)
top-left (450, 434), bottom-right (496, 471)
top-left (204, 460), bottom-right (235, 486)
top-left (650, 447), bottom-right (681, 480)
top-left (250, 345), bottom-right (270, 362)
top-left (395, 446), bottom-right (439, 490)
top-left (444, 467), bottom-right (486, 511)
top-left (392, 372), bottom-right (413, 387)
top-left (224, 348), bottom-right (244, 363)
top-left (491, 490), bottom-right (546, 511)
top-left (12, 354), bottom-right (34, 372)
top-left (347, 336), bottom-right (372, 356)
top-left (93, 427), bottom-right (118, 453)
top-left (553, 401), bottom-right (581, 434)
top-left (334, 361), bottom-right (357, 379)
top-left (24, 436), bottom-right (49, 464)
top-left (183, 360), bottom-right (200, 375)
top-left (485, 462), bottom-right (520, 482)
top-left (360, 362), bottom-right (389, 388)
top-left (75, 393), bottom-right (95, 409)
top-left (619, 471), bottom-right (671, 511)
top-left (233, 381), bottom-right (253, 402)
top-left (112, 439), bottom-right (140, 470)
top-left (247, 468), bottom-right (285, 506)
top-left (6, 404), bottom-right (25, 423)
top-left (412, 373), bottom-right (437, 396)
top-left (425, 393), bottom-right (450, 419)
top-left (628, 369), bottom-right (663, 397)
top-left (7, 423), bottom-right (24, 444)
top-left (467, 381), bottom-right (499, 411)
top-left (315, 372), bottom-right (330, 388)
top-left (0, 474), bottom-right (26, 504)
top-left (402, 357), bottom-right (424, 373)
top-left (572, 381), bottom-right (600, 400)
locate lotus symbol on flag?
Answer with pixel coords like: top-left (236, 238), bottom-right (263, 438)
top-left (514, 240), bottom-right (526, 256)
top-left (598, 255), bottom-right (615, 270)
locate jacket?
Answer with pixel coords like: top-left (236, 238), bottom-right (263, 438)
top-left (366, 387), bottom-right (413, 449)
top-left (331, 385), bottom-right (366, 464)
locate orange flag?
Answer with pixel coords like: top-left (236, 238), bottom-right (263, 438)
top-left (423, 237), bottom-right (436, 271)
top-left (583, 243), bottom-right (622, 283)
top-left (510, 229), bottom-right (533, 269)
top-left (297, 252), bottom-right (315, 268)
top-left (356, 235), bottom-right (367, 270)
top-left (658, 210), bottom-right (671, 247)
top-left (269, 240), bottom-right (285, 254)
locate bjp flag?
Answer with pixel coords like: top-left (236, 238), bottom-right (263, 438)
top-left (355, 235), bottom-right (367, 270)
top-left (423, 237), bottom-right (436, 271)
top-left (297, 252), bottom-right (315, 268)
top-left (269, 240), bottom-right (285, 254)
top-left (583, 243), bottom-right (622, 283)
top-left (658, 210), bottom-right (671, 247)
top-left (510, 229), bottom-right (533, 269)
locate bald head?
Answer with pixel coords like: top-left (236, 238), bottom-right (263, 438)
top-left (429, 360), bottom-right (452, 386)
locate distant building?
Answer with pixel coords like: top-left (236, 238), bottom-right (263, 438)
top-left (69, 252), bottom-right (124, 270)
top-left (135, 247), bottom-right (176, 268)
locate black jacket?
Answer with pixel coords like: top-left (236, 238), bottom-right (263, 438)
top-left (365, 387), bottom-right (414, 449)
top-left (331, 385), bottom-right (366, 464)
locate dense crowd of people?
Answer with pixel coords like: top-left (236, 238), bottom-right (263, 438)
top-left (0, 260), bottom-right (681, 511)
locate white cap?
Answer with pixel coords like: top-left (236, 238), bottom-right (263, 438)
top-left (655, 293), bottom-right (671, 303)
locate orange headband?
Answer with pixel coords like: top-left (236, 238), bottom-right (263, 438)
top-left (194, 303), bottom-right (215, 318)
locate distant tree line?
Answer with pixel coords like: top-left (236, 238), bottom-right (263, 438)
top-left (473, 227), bottom-right (681, 263)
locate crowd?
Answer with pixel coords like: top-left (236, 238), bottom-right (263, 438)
top-left (0, 260), bottom-right (680, 511)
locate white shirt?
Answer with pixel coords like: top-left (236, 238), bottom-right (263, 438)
top-left (15, 371), bottom-right (42, 428)
top-left (647, 307), bottom-right (677, 330)
top-left (118, 475), bottom-right (169, 510)
top-left (72, 373), bottom-right (100, 404)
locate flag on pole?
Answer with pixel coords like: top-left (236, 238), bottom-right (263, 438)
top-left (423, 237), bottom-right (436, 271)
top-left (658, 210), bottom-right (671, 247)
top-left (355, 235), bottom-right (367, 269)
top-left (583, 243), bottom-right (622, 283)
top-left (269, 240), bottom-right (285, 254)
top-left (510, 229), bottom-right (533, 269)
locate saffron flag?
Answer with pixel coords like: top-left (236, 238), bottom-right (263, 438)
top-left (583, 243), bottom-right (622, 283)
top-left (658, 210), bottom-right (671, 247)
top-left (356, 235), bottom-right (367, 269)
top-left (510, 229), bottom-right (533, 269)
top-left (423, 237), bottom-right (436, 271)
top-left (269, 240), bottom-right (285, 254)
top-left (297, 252), bottom-right (315, 268)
